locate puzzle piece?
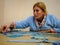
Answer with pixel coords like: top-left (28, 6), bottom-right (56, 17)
top-left (31, 33), bottom-right (47, 40)
top-left (8, 39), bottom-right (56, 43)
top-left (5, 32), bottom-right (42, 38)
top-left (53, 40), bottom-right (60, 45)
top-left (39, 43), bottom-right (44, 45)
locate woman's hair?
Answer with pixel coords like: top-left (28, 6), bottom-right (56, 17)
top-left (33, 2), bottom-right (47, 14)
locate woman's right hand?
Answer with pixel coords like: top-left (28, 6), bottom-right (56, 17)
top-left (0, 22), bottom-right (16, 33)
top-left (0, 25), bottom-right (8, 33)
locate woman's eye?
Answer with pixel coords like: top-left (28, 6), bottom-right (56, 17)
top-left (34, 9), bottom-right (39, 12)
top-left (36, 10), bottom-right (39, 12)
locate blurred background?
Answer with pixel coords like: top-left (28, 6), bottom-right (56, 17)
top-left (0, 0), bottom-right (60, 25)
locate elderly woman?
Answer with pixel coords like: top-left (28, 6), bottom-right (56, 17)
top-left (0, 2), bottom-right (60, 33)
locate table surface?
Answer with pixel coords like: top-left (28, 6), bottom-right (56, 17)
top-left (0, 32), bottom-right (60, 45)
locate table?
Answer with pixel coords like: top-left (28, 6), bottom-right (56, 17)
top-left (0, 32), bottom-right (60, 45)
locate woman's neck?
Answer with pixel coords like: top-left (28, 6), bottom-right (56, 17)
top-left (36, 15), bottom-right (44, 23)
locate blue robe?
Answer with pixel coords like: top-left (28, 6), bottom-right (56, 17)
top-left (15, 14), bottom-right (60, 32)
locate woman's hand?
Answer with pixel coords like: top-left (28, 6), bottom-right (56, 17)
top-left (38, 29), bottom-right (56, 33)
top-left (0, 22), bottom-right (16, 33)
top-left (50, 29), bottom-right (56, 33)
top-left (9, 22), bottom-right (16, 32)
top-left (0, 25), bottom-right (9, 33)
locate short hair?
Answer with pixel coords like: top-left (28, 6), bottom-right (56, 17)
top-left (33, 2), bottom-right (47, 14)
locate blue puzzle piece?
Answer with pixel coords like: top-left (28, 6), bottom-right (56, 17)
top-left (8, 34), bottom-right (23, 38)
top-left (53, 40), bottom-right (60, 45)
top-left (8, 40), bottom-right (43, 42)
top-left (39, 43), bottom-right (44, 45)
top-left (31, 33), bottom-right (47, 40)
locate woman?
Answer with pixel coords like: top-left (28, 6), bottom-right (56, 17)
top-left (0, 2), bottom-right (60, 33)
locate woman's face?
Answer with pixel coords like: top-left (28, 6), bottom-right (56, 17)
top-left (33, 6), bottom-right (45, 20)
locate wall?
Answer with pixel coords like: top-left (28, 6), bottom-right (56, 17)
top-left (0, 0), bottom-right (60, 25)
top-left (0, 0), bottom-right (4, 25)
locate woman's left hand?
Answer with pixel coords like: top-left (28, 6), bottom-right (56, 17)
top-left (50, 29), bottom-right (56, 33)
top-left (38, 29), bottom-right (56, 33)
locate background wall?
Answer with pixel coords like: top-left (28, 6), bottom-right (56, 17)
top-left (0, 0), bottom-right (60, 25)
top-left (0, 0), bottom-right (4, 25)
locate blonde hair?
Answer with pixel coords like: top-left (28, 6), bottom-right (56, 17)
top-left (33, 2), bottom-right (47, 14)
